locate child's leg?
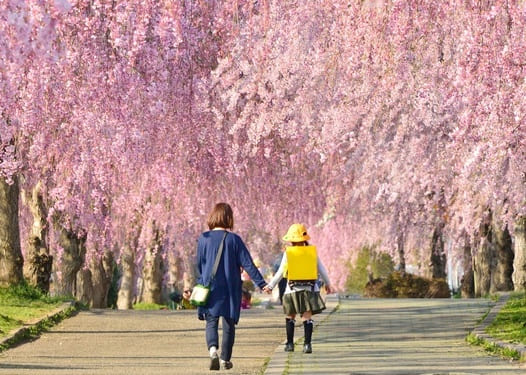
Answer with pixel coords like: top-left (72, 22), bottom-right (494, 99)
top-left (285, 314), bottom-right (296, 351)
top-left (301, 311), bottom-right (314, 353)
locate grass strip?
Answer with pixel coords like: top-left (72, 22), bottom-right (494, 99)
top-left (486, 292), bottom-right (526, 345)
top-left (0, 283), bottom-right (80, 352)
top-left (0, 302), bottom-right (79, 353)
top-left (466, 333), bottom-right (521, 361)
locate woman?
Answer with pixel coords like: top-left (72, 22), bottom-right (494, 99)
top-left (195, 202), bottom-right (268, 371)
top-left (263, 223), bottom-right (332, 354)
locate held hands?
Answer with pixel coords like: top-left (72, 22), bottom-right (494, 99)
top-left (262, 285), bottom-right (273, 294)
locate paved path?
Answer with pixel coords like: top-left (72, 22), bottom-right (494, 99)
top-left (266, 297), bottom-right (526, 375)
top-left (1, 296), bottom-right (525, 375)
top-left (0, 306), bottom-right (284, 375)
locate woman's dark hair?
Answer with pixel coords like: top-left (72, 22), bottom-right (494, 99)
top-left (207, 202), bottom-right (234, 230)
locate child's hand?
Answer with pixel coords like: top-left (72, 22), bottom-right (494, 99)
top-left (262, 285), bottom-right (272, 294)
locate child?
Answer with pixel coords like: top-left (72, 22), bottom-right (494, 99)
top-left (263, 223), bottom-right (332, 353)
top-left (241, 288), bottom-right (252, 309)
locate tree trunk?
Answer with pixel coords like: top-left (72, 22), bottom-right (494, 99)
top-left (512, 216), bottom-right (526, 291)
top-left (54, 226), bottom-right (87, 297)
top-left (116, 242), bottom-right (136, 310)
top-left (397, 231), bottom-right (406, 274)
top-left (473, 215), bottom-right (493, 297)
top-left (183, 254), bottom-right (196, 290)
top-left (429, 223), bottom-right (447, 279)
top-left (490, 224), bottom-right (514, 292)
top-left (460, 231), bottom-right (474, 298)
top-left (140, 224), bottom-right (164, 304)
top-left (76, 266), bottom-right (93, 306)
top-left (32, 249), bottom-right (53, 294)
top-left (116, 224), bottom-right (141, 310)
top-left (91, 251), bottom-right (114, 308)
top-left (74, 252), bottom-right (115, 308)
top-left (22, 182), bottom-right (51, 292)
top-left (163, 251), bottom-right (185, 304)
top-left (0, 175), bottom-right (24, 286)
top-left (167, 251), bottom-right (183, 291)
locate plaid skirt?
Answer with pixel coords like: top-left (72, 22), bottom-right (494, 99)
top-left (282, 290), bottom-right (326, 316)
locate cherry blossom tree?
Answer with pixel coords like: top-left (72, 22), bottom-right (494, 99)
top-left (1, 0), bottom-right (525, 300)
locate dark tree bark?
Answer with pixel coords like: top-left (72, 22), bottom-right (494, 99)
top-left (76, 266), bottom-right (93, 305)
top-left (31, 246), bottom-right (53, 293)
top-left (460, 231), bottom-right (474, 298)
top-left (22, 182), bottom-right (52, 292)
top-left (90, 251), bottom-right (115, 308)
top-left (491, 224), bottom-right (514, 292)
top-left (75, 251), bottom-right (115, 308)
top-left (429, 222), bottom-right (447, 279)
top-left (53, 226), bottom-right (87, 297)
top-left (0, 175), bottom-right (24, 286)
top-left (397, 231), bottom-right (406, 274)
top-left (473, 212), bottom-right (493, 297)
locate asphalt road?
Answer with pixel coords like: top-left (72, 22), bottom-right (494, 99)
top-left (1, 296), bottom-right (525, 375)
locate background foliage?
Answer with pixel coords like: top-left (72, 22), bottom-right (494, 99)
top-left (345, 246), bottom-right (394, 294)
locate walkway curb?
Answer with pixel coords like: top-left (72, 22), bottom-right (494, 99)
top-left (471, 293), bottom-right (526, 361)
top-left (264, 294), bottom-right (340, 375)
top-left (0, 301), bottom-right (77, 352)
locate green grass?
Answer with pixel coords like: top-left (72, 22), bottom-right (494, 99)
top-left (467, 291), bottom-right (526, 362)
top-left (486, 292), bottom-right (526, 345)
top-left (466, 333), bottom-right (521, 361)
top-left (0, 283), bottom-right (71, 338)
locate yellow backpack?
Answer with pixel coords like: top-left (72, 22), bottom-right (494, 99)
top-left (285, 245), bottom-right (317, 281)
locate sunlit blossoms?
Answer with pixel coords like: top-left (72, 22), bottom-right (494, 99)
top-left (0, 1), bottom-right (524, 300)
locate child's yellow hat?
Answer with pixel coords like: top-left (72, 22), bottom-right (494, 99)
top-left (282, 223), bottom-right (310, 242)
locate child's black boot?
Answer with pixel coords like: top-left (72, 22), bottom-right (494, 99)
top-left (303, 319), bottom-right (313, 353)
top-left (285, 318), bottom-right (295, 352)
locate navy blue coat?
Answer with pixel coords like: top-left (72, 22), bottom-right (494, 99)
top-left (196, 230), bottom-right (266, 324)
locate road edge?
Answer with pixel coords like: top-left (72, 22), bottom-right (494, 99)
top-left (0, 301), bottom-right (78, 353)
top-left (470, 293), bottom-right (526, 362)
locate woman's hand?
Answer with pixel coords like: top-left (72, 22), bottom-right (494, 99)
top-left (325, 285), bottom-right (332, 294)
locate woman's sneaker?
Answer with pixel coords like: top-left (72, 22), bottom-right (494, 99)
top-left (209, 352), bottom-right (219, 370)
top-left (303, 343), bottom-right (312, 353)
top-left (284, 342), bottom-right (294, 352)
top-left (220, 360), bottom-right (233, 370)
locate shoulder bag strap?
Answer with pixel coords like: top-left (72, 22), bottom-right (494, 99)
top-left (210, 231), bottom-right (228, 281)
